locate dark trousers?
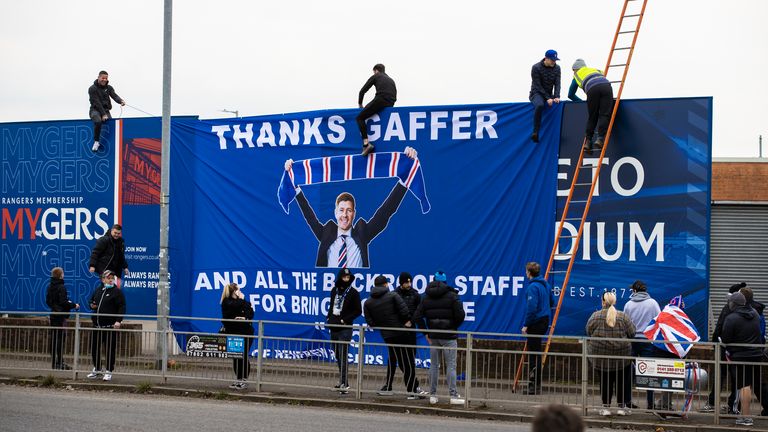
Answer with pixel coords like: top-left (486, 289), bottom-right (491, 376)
top-left (49, 319), bottom-right (66, 368)
top-left (585, 83), bottom-right (614, 139)
top-left (383, 334), bottom-right (419, 393)
top-left (530, 94), bottom-right (547, 134)
top-left (90, 110), bottom-right (111, 143)
top-left (599, 364), bottom-right (632, 406)
top-left (233, 337), bottom-right (252, 380)
top-left (526, 317), bottom-right (549, 390)
top-left (331, 329), bottom-right (353, 386)
top-left (91, 327), bottom-right (118, 372)
top-left (356, 96), bottom-right (394, 143)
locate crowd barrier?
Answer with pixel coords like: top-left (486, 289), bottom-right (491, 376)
top-left (1, 311), bottom-right (764, 426)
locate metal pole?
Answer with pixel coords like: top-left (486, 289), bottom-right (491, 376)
top-left (155, 0), bottom-right (173, 369)
top-left (256, 321), bottom-right (264, 392)
top-left (72, 312), bottom-right (81, 380)
top-left (714, 343), bottom-right (721, 425)
top-left (581, 338), bottom-right (588, 416)
top-left (760, 134), bottom-right (763, 158)
top-left (356, 327), bottom-right (364, 399)
top-left (464, 333), bottom-right (473, 408)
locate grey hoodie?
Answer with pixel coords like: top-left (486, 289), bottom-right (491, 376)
top-left (623, 291), bottom-right (661, 338)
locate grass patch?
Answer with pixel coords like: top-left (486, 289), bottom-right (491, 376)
top-left (135, 382), bottom-right (153, 394)
top-left (214, 391), bottom-right (231, 400)
top-left (40, 375), bottom-right (58, 387)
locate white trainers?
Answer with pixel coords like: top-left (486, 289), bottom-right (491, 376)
top-left (450, 395), bottom-right (465, 405)
top-left (598, 407), bottom-right (611, 417)
top-left (86, 368), bottom-right (102, 379)
top-left (92, 141), bottom-right (100, 152)
top-left (429, 396), bottom-right (439, 405)
top-left (616, 407), bottom-right (631, 416)
top-left (103, 371), bottom-right (112, 381)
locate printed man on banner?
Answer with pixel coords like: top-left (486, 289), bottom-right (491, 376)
top-left (283, 146), bottom-right (419, 268)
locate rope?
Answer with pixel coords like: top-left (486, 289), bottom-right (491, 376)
top-left (124, 104), bottom-right (158, 117)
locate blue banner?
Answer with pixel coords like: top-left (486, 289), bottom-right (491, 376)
top-left (169, 103), bottom-right (562, 342)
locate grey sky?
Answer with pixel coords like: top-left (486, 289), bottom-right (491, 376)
top-left (1, 0), bottom-right (765, 157)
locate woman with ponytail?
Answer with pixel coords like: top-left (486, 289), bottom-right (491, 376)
top-left (586, 291), bottom-right (635, 416)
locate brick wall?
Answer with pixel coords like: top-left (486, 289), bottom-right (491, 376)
top-left (712, 161), bottom-right (768, 201)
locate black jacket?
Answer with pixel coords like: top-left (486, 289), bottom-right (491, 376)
top-left (221, 297), bottom-right (255, 336)
top-left (89, 233), bottom-right (128, 275)
top-left (721, 305), bottom-right (764, 360)
top-left (711, 303), bottom-right (731, 342)
top-left (326, 285), bottom-right (362, 327)
top-left (46, 278), bottom-right (76, 325)
top-left (358, 72), bottom-right (397, 105)
top-left (364, 285), bottom-right (410, 340)
top-left (88, 284), bottom-right (126, 327)
top-left (88, 79), bottom-right (123, 116)
top-left (414, 281), bottom-right (465, 339)
top-left (529, 60), bottom-right (561, 100)
top-left (395, 285), bottom-right (421, 320)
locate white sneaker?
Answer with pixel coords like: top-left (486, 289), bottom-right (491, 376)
top-left (598, 408), bottom-right (611, 417)
top-left (616, 407), bottom-right (631, 416)
top-left (429, 396), bottom-right (439, 405)
top-left (92, 141), bottom-right (100, 152)
top-left (229, 381), bottom-right (240, 389)
top-left (338, 384), bottom-right (350, 394)
top-left (86, 368), bottom-right (102, 379)
top-left (450, 395), bottom-right (465, 405)
top-left (103, 371), bottom-right (112, 381)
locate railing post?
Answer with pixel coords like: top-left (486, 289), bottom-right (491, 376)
top-left (714, 343), bottom-right (721, 425)
top-left (72, 312), bottom-right (81, 380)
top-left (356, 326), bottom-right (365, 400)
top-left (581, 337), bottom-right (588, 416)
top-left (464, 333), bottom-right (473, 408)
top-left (161, 323), bottom-right (168, 382)
top-left (256, 321), bottom-right (264, 392)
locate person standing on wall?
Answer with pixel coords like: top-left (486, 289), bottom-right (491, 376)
top-left (529, 50), bottom-right (561, 143)
top-left (46, 267), bottom-right (79, 370)
top-left (357, 63), bottom-right (397, 157)
top-left (220, 283), bottom-right (255, 390)
top-left (89, 224), bottom-right (129, 288)
top-left (88, 70), bottom-right (125, 152)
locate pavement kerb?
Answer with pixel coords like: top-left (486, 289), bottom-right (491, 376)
top-left (2, 376), bottom-right (764, 432)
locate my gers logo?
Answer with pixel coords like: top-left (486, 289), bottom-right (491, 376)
top-left (1, 207), bottom-right (110, 240)
top-left (637, 361), bottom-right (648, 374)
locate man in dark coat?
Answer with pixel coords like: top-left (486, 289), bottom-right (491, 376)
top-left (326, 268), bottom-right (362, 393)
top-left (88, 70), bottom-right (125, 151)
top-left (46, 267), bottom-right (79, 370)
top-left (86, 270), bottom-right (126, 381)
top-left (89, 224), bottom-right (129, 286)
top-left (364, 275), bottom-right (423, 398)
top-left (413, 270), bottom-right (465, 404)
top-left (529, 50), bottom-right (561, 143)
top-left (357, 63), bottom-right (397, 156)
top-left (379, 272), bottom-right (422, 395)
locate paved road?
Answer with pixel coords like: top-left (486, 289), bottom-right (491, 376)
top-left (0, 385), bottom-right (622, 432)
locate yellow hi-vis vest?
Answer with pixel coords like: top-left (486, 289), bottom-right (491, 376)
top-left (574, 67), bottom-right (608, 92)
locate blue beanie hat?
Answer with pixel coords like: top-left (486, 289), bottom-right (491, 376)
top-left (434, 270), bottom-right (447, 282)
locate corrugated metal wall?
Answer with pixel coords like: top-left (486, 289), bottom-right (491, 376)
top-left (709, 204), bottom-right (768, 337)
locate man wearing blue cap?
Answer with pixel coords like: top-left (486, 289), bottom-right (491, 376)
top-left (529, 50), bottom-right (561, 143)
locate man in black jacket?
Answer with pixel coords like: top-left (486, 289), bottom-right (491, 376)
top-left (414, 271), bottom-right (465, 405)
top-left (87, 270), bottom-right (126, 381)
top-left (379, 272), bottom-right (423, 395)
top-left (529, 50), bottom-right (561, 143)
top-left (326, 268), bottom-right (362, 393)
top-left (357, 63), bottom-right (397, 156)
top-left (88, 70), bottom-right (125, 152)
top-left (89, 224), bottom-right (129, 286)
top-left (364, 275), bottom-right (423, 398)
top-left (46, 267), bottom-right (79, 370)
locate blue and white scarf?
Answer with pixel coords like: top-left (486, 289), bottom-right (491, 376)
top-left (278, 152), bottom-right (431, 214)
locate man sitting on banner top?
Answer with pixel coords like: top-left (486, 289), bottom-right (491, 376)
top-left (283, 147), bottom-right (418, 269)
top-left (529, 49), bottom-right (561, 144)
top-left (357, 63), bottom-right (397, 157)
top-left (568, 59), bottom-right (613, 153)
top-left (88, 70), bottom-right (125, 152)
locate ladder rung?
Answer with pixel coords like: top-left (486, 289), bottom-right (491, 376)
top-left (609, 80), bottom-right (623, 84)
top-left (623, 14), bottom-right (642, 18)
top-left (570, 200), bottom-right (588, 204)
top-left (564, 217), bottom-right (582, 221)
top-left (618, 30), bottom-right (636, 34)
top-left (554, 254), bottom-right (572, 258)
top-left (614, 47), bottom-right (632, 51)
top-left (558, 235), bottom-right (577, 239)
top-left (609, 64), bottom-right (628, 67)
top-left (574, 182), bottom-right (592, 186)
top-left (549, 271), bottom-right (567, 274)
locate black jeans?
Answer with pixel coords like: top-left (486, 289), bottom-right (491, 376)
top-left (90, 110), bottom-right (112, 143)
top-left (383, 334), bottom-right (419, 393)
top-left (585, 83), bottom-right (614, 140)
top-left (49, 318), bottom-right (66, 368)
top-left (331, 329), bottom-right (353, 386)
top-left (599, 364), bottom-right (632, 406)
top-left (232, 337), bottom-right (252, 380)
top-left (526, 317), bottom-right (549, 390)
top-left (529, 94), bottom-right (547, 134)
top-left (91, 327), bottom-right (118, 372)
top-left (356, 96), bottom-right (394, 143)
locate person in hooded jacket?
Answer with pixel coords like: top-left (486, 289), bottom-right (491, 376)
top-left (89, 224), bottom-right (129, 287)
top-left (721, 291), bottom-right (766, 426)
top-left (326, 268), bottom-right (362, 393)
top-left (364, 275), bottom-right (424, 399)
top-left (622, 280), bottom-right (661, 409)
top-left (86, 270), bottom-right (126, 381)
top-left (413, 270), bottom-right (465, 405)
top-left (221, 282), bottom-right (255, 390)
top-left (522, 262), bottom-right (554, 395)
top-left (88, 70), bottom-right (125, 152)
top-left (46, 267), bottom-right (79, 370)
top-left (378, 272), bottom-right (423, 396)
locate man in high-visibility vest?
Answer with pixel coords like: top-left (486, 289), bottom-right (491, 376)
top-left (568, 59), bottom-right (614, 152)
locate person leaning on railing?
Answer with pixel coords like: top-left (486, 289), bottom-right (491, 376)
top-left (586, 291), bottom-right (635, 417)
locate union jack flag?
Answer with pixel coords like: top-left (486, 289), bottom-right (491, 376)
top-left (643, 299), bottom-right (700, 358)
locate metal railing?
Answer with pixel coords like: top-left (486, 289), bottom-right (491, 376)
top-left (1, 311), bottom-right (766, 425)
